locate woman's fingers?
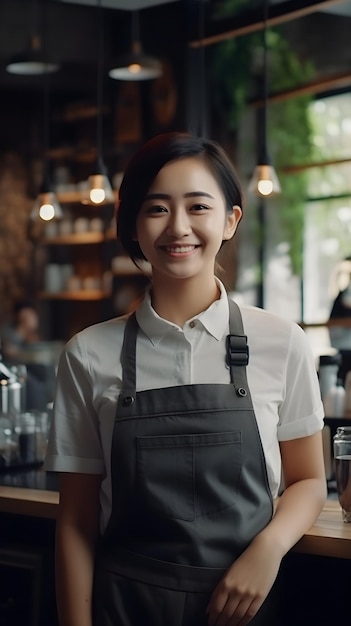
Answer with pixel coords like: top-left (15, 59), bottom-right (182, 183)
top-left (207, 589), bottom-right (264, 626)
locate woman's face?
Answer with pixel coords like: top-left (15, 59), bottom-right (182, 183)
top-left (135, 157), bottom-right (241, 284)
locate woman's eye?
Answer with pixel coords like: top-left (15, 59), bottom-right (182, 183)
top-left (191, 204), bottom-right (210, 212)
top-left (146, 205), bottom-right (168, 214)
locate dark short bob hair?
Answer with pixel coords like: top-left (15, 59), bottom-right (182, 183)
top-left (117, 132), bottom-right (244, 262)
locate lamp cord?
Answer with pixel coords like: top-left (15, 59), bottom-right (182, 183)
top-left (30, 0), bottom-right (39, 43)
top-left (198, 0), bottom-right (207, 137)
top-left (42, 0), bottom-right (50, 188)
top-left (262, 0), bottom-right (269, 160)
top-left (96, 0), bottom-right (104, 166)
top-left (132, 11), bottom-right (140, 44)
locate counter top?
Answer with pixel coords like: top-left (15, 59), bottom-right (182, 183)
top-left (293, 499), bottom-right (351, 559)
top-left (0, 468), bottom-right (58, 519)
top-left (0, 484), bottom-right (59, 519)
top-left (0, 473), bottom-right (351, 559)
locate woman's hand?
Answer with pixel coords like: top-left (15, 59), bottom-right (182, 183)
top-left (206, 431), bottom-right (327, 625)
top-left (206, 534), bottom-right (281, 626)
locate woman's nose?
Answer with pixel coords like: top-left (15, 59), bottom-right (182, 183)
top-left (165, 208), bottom-right (192, 238)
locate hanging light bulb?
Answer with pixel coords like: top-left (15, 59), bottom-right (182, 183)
top-left (109, 11), bottom-right (162, 81)
top-left (81, 158), bottom-right (114, 206)
top-left (31, 190), bottom-right (63, 221)
top-left (31, 166), bottom-right (63, 222)
top-left (82, 0), bottom-right (114, 206)
top-left (248, 0), bottom-right (281, 198)
top-left (248, 162), bottom-right (281, 197)
top-left (30, 2), bottom-right (62, 223)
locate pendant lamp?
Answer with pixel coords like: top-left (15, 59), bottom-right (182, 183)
top-left (248, 0), bottom-right (281, 197)
top-left (31, 186), bottom-right (63, 222)
top-left (30, 160), bottom-right (63, 224)
top-left (30, 3), bottom-right (62, 222)
top-left (6, 0), bottom-right (59, 76)
top-left (81, 0), bottom-right (114, 206)
top-left (108, 11), bottom-right (162, 81)
top-left (6, 35), bottom-right (60, 76)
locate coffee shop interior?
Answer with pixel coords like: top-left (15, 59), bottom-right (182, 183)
top-left (0, 0), bottom-right (351, 624)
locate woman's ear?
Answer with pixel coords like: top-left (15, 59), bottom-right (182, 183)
top-left (223, 205), bottom-right (242, 241)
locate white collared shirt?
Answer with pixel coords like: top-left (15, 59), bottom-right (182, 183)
top-left (45, 280), bottom-right (324, 531)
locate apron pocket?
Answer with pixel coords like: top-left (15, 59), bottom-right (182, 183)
top-left (136, 431), bottom-right (242, 521)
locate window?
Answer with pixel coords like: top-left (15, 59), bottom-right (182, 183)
top-left (303, 93), bottom-right (351, 324)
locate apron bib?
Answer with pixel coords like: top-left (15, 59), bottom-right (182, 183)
top-left (93, 300), bottom-right (277, 625)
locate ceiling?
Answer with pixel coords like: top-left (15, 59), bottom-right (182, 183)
top-left (59, 0), bottom-right (351, 15)
top-left (0, 0), bottom-right (350, 96)
top-left (58, 0), bottom-right (179, 9)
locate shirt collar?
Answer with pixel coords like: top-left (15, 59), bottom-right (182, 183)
top-left (135, 279), bottom-right (229, 346)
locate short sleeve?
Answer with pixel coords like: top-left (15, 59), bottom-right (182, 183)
top-left (277, 323), bottom-right (324, 441)
top-left (44, 333), bottom-right (105, 474)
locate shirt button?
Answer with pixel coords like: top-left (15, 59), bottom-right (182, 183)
top-left (189, 321), bottom-right (196, 328)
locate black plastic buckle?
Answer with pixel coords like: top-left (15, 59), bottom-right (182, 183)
top-left (226, 334), bottom-right (249, 367)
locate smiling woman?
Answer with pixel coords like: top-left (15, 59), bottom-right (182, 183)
top-left (134, 157), bottom-right (240, 317)
top-left (45, 132), bottom-right (326, 626)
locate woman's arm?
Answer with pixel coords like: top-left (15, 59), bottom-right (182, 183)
top-left (55, 473), bottom-right (102, 626)
top-left (206, 431), bottom-right (327, 626)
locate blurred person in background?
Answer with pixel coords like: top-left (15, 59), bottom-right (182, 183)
top-left (329, 256), bottom-right (351, 350)
top-left (1, 299), bottom-right (56, 411)
top-left (1, 299), bottom-right (40, 362)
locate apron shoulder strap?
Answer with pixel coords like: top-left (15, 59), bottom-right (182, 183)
top-left (226, 299), bottom-right (250, 395)
top-left (120, 312), bottom-right (138, 397)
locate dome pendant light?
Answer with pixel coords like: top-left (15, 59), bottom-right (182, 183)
top-left (82, 0), bottom-right (114, 206)
top-left (248, 0), bottom-right (281, 197)
top-left (6, 0), bottom-right (59, 76)
top-left (109, 11), bottom-right (162, 81)
top-left (6, 34), bottom-right (60, 76)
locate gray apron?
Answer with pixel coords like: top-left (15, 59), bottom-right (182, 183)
top-left (93, 300), bottom-right (278, 625)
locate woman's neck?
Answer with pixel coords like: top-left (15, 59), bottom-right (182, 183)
top-left (150, 275), bottom-right (220, 327)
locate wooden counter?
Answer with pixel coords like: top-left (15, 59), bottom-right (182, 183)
top-left (0, 481), bottom-right (350, 559)
top-left (293, 499), bottom-right (351, 559)
top-left (0, 468), bottom-right (58, 518)
top-left (0, 485), bottom-right (58, 519)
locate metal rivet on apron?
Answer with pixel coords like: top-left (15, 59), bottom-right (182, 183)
top-left (123, 395), bottom-right (135, 406)
top-left (237, 387), bottom-right (247, 397)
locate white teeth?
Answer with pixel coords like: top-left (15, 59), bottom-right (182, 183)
top-left (165, 245), bottom-right (195, 253)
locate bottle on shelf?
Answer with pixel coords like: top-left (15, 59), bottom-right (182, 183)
top-left (323, 378), bottom-right (346, 418)
top-left (318, 352), bottom-right (341, 406)
top-left (344, 371), bottom-right (351, 418)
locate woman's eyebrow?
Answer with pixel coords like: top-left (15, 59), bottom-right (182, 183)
top-left (144, 191), bottom-right (215, 201)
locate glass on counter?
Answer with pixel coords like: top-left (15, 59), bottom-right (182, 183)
top-left (334, 426), bottom-right (351, 522)
top-left (0, 410), bottom-right (50, 469)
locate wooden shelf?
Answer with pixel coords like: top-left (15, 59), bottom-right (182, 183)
top-left (42, 232), bottom-right (106, 245)
top-left (54, 103), bottom-right (110, 123)
top-left (56, 191), bottom-right (118, 204)
top-left (111, 258), bottom-right (152, 276)
top-left (39, 290), bottom-right (111, 301)
top-left (47, 147), bottom-right (97, 164)
top-left (113, 271), bottom-right (151, 278)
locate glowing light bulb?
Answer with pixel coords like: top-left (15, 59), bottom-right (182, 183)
top-left (39, 203), bottom-right (55, 221)
top-left (257, 179), bottom-right (273, 196)
top-left (89, 188), bottom-right (106, 204)
top-left (128, 63), bottom-right (141, 74)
